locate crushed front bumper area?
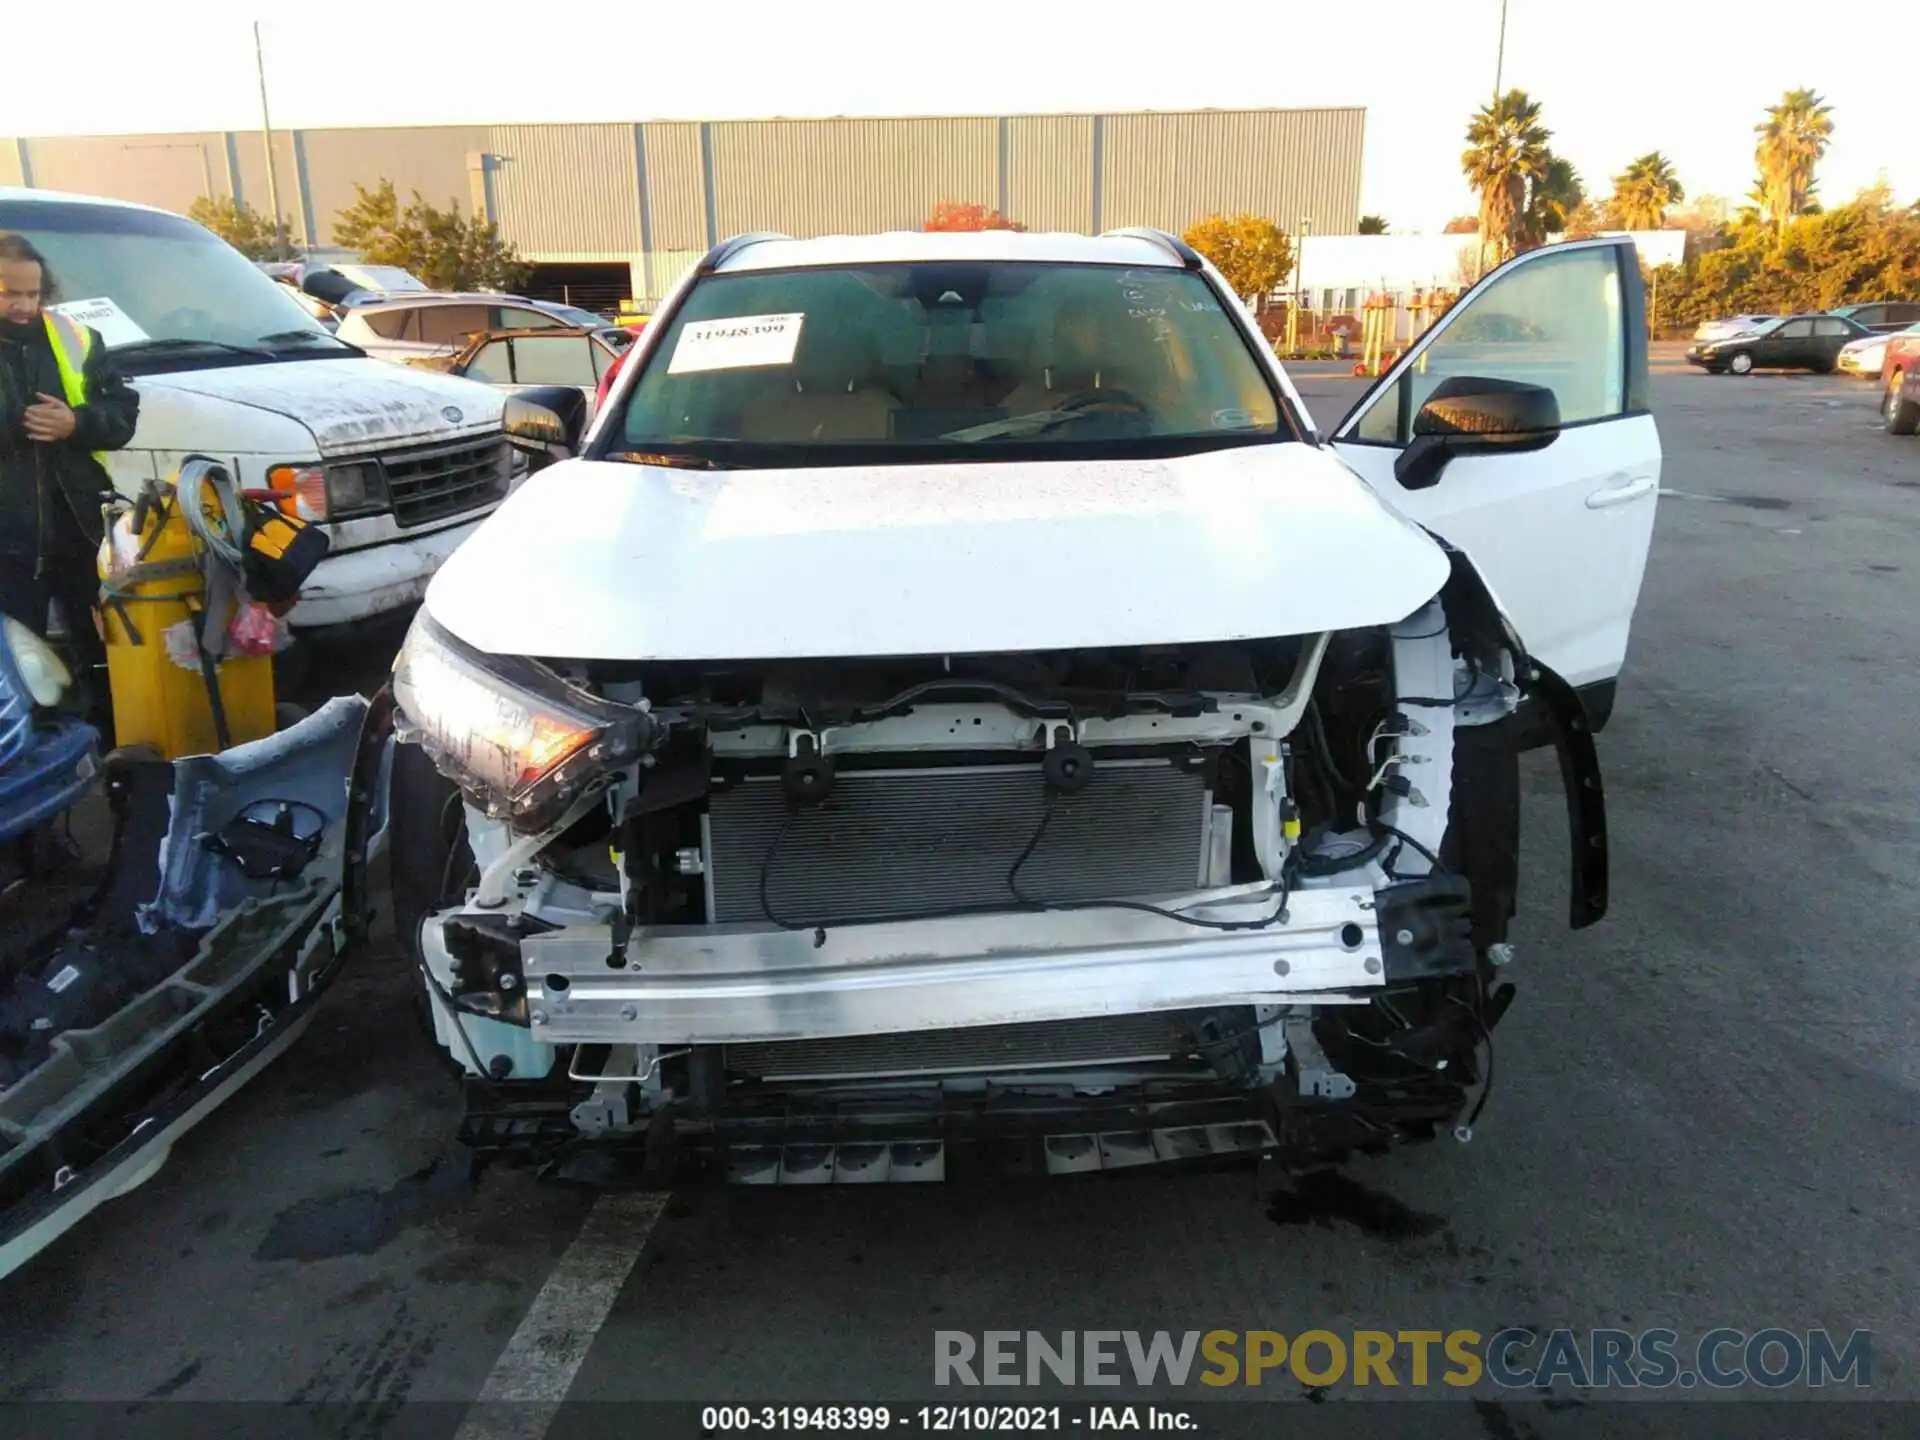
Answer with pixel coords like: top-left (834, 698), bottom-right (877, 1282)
top-left (425, 878), bottom-right (1499, 1184)
top-left (440, 883), bottom-right (1390, 1048)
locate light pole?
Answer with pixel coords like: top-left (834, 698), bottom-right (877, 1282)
top-left (254, 21), bottom-right (288, 254)
top-left (1492, 0), bottom-right (1510, 105)
top-left (1286, 216), bottom-right (1311, 355)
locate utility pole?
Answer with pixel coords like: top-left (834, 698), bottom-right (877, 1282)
top-left (1492, 0), bottom-right (1509, 105)
top-left (1286, 216), bottom-right (1312, 355)
top-left (254, 21), bottom-right (288, 254)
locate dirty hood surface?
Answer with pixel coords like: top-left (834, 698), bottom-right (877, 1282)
top-left (426, 443), bottom-right (1451, 661)
top-left (139, 358), bottom-right (504, 456)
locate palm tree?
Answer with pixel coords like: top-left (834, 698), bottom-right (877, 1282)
top-left (1462, 89), bottom-right (1552, 269)
top-left (1609, 152), bottom-right (1685, 231)
top-left (1518, 154), bottom-right (1583, 248)
top-left (1755, 89), bottom-right (1833, 232)
top-left (1357, 214), bottom-right (1389, 235)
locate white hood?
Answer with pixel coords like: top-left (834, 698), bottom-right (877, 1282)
top-left (137, 358), bottom-right (504, 456)
top-left (424, 443), bottom-right (1451, 661)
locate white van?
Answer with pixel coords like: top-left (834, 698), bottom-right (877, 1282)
top-left (0, 188), bottom-right (515, 632)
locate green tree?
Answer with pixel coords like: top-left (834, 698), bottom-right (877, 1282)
top-left (1181, 213), bottom-right (1293, 304)
top-left (1357, 214), bottom-right (1389, 235)
top-left (1518, 153), bottom-right (1583, 248)
top-left (1647, 186), bottom-right (1920, 326)
top-left (1755, 88), bottom-right (1834, 234)
top-left (186, 195), bottom-right (298, 260)
top-left (331, 179), bottom-right (527, 292)
top-left (1462, 89), bottom-right (1553, 269)
top-left (1609, 152), bottom-right (1685, 231)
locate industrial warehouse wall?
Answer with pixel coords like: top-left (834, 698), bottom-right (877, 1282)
top-left (3, 109), bottom-right (1364, 303)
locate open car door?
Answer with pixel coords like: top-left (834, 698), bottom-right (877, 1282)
top-left (1328, 237), bottom-right (1660, 715)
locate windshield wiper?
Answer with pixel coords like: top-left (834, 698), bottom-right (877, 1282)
top-left (115, 337), bottom-right (276, 361)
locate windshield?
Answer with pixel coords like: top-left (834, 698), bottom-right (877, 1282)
top-left (601, 261), bottom-right (1286, 467)
top-left (0, 199), bottom-right (352, 373)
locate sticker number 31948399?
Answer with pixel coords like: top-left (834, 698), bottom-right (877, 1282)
top-left (667, 312), bottom-right (806, 375)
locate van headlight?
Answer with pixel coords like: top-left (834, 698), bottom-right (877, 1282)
top-left (391, 612), bottom-right (654, 832)
top-left (1, 616), bottom-right (73, 707)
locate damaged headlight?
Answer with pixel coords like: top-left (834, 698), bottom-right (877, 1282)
top-left (392, 612), bottom-right (653, 832)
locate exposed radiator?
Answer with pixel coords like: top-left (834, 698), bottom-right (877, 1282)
top-left (727, 1010), bottom-right (1221, 1081)
top-left (705, 758), bottom-right (1212, 925)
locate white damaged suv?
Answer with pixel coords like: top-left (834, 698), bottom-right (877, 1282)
top-left (385, 228), bottom-right (1660, 1183)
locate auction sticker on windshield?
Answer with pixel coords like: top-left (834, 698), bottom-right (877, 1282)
top-left (668, 312), bottom-right (804, 374)
top-left (48, 296), bottom-right (149, 348)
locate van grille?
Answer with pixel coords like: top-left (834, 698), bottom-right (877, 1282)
top-left (378, 435), bottom-right (509, 528)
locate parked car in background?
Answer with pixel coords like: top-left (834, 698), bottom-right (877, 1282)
top-left (1693, 313), bottom-right (1777, 343)
top-left (1686, 313), bottom-right (1871, 374)
top-left (432, 324), bottom-right (633, 420)
top-left (337, 293), bottom-right (611, 365)
top-left (1829, 301), bottom-right (1920, 334)
top-left (1836, 321), bottom-right (1920, 379)
top-left (256, 262), bottom-right (342, 332)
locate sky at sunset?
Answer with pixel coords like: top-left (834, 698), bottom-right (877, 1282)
top-left (3, 1), bottom-right (1903, 232)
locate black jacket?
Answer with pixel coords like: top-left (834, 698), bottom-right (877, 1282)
top-left (0, 318), bottom-right (141, 570)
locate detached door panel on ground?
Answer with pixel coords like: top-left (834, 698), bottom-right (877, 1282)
top-left (1329, 238), bottom-right (1660, 692)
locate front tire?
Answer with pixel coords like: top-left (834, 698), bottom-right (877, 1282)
top-left (388, 742), bottom-right (473, 1038)
top-left (1884, 371), bottom-right (1920, 435)
top-left (1728, 351), bottom-right (1755, 376)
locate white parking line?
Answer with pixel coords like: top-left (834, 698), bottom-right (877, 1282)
top-left (453, 1191), bottom-right (668, 1440)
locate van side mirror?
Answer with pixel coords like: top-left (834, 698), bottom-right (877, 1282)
top-left (504, 387), bottom-right (590, 465)
top-left (1394, 376), bottom-right (1560, 490)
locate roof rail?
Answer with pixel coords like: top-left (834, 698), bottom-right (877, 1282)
top-left (1101, 227), bottom-right (1203, 270)
top-left (697, 231), bottom-right (793, 275)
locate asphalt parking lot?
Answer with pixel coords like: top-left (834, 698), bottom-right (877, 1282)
top-left (1, 351), bottom-right (1915, 1436)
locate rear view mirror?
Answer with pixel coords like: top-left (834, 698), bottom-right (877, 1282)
top-left (1394, 376), bottom-right (1560, 490)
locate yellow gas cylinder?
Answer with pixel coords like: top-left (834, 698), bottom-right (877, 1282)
top-left (96, 481), bottom-right (276, 759)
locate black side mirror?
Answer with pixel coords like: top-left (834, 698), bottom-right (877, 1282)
top-left (1394, 376), bottom-right (1560, 490)
top-left (504, 386), bottom-right (590, 465)
top-left (299, 268), bottom-right (358, 306)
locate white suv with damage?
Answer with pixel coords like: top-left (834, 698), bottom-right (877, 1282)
top-left (386, 228), bottom-right (1660, 1184)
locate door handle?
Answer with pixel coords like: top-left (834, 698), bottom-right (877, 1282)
top-left (1585, 474), bottom-right (1658, 510)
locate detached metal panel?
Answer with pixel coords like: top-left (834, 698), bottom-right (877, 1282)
top-left (1101, 109), bottom-right (1364, 237)
top-left (488, 123), bottom-right (640, 258)
top-left (15, 132), bottom-right (226, 212)
top-left (711, 117), bottom-right (996, 238)
top-left (1007, 115), bottom-right (1094, 233)
top-left (297, 126), bottom-right (482, 244)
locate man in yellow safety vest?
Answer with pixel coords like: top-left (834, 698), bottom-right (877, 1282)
top-left (0, 231), bottom-right (140, 710)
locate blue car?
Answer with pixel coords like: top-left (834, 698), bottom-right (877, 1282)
top-left (0, 615), bottom-right (99, 849)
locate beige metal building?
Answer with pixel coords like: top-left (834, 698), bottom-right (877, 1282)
top-left (2, 108), bottom-right (1364, 307)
